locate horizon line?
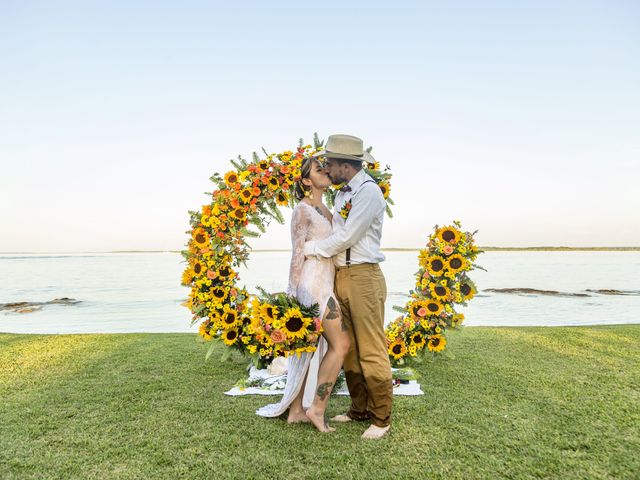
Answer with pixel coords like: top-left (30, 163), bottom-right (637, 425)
top-left (1, 246), bottom-right (640, 254)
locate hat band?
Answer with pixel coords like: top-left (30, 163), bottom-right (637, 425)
top-left (326, 149), bottom-right (364, 157)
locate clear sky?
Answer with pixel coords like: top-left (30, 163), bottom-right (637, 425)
top-left (1, 1), bottom-right (638, 252)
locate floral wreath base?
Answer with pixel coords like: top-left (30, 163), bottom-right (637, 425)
top-left (182, 135), bottom-right (393, 366)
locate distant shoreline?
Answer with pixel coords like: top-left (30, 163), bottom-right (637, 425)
top-left (1, 247), bottom-right (639, 254)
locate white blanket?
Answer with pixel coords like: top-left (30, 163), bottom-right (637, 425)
top-left (225, 365), bottom-right (424, 397)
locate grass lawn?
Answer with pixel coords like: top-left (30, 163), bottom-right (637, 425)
top-left (1, 325), bottom-right (638, 479)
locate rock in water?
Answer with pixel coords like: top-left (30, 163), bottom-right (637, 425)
top-left (485, 288), bottom-right (590, 297)
top-left (1, 298), bottom-right (81, 313)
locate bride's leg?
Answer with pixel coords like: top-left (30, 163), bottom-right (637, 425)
top-left (306, 297), bottom-right (350, 432)
top-left (287, 369), bottom-right (310, 424)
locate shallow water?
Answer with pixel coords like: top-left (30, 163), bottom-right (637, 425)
top-left (0, 251), bottom-right (638, 334)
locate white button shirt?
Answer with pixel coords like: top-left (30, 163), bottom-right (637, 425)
top-left (304, 169), bottom-right (386, 266)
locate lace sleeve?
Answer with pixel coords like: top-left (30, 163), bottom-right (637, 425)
top-left (286, 206), bottom-right (311, 296)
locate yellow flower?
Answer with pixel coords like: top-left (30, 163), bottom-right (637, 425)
top-left (247, 344), bottom-right (257, 354)
top-left (239, 188), bottom-right (253, 204)
top-left (192, 228), bottom-right (209, 248)
top-left (427, 334), bottom-right (446, 352)
top-left (388, 338), bottom-right (408, 360)
top-left (198, 321), bottom-right (213, 341)
top-left (220, 305), bottom-right (240, 329)
top-left (425, 299), bottom-right (444, 316)
top-left (222, 328), bottom-right (239, 345)
top-left (181, 268), bottom-right (195, 286)
top-left (260, 303), bottom-right (279, 321)
top-left (410, 331), bottom-right (426, 349)
top-left (422, 255), bottom-right (445, 277)
top-left (276, 191), bottom-right (289, 206)
top-left (436, 226), bottom-right (461, 244)
top-left (224, 171), bottom-right (239, 187)
top-left (429, 284), bottom-right (450, 301)
top-left (447, 254), bottom-right (468, 274)
top-left (366, 161), bottom-right (380, 170)
top-left (459, 282), bottom-right (476, 301)
top-left (379, 182), bottom-right (390, 199)
top-left (282, 307), bottom-right (311, 340)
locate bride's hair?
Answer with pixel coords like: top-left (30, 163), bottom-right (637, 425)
top-left (293, 157), bottom-right (316, 201)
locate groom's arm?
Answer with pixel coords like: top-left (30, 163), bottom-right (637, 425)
top-left (304, 185), bottom-right (384, 259)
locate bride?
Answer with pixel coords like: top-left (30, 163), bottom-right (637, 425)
top-left (256, 157), bottom-right (350, 432)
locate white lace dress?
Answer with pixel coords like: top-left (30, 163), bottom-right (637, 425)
top-left (256, 202), bottom-right (337, 416)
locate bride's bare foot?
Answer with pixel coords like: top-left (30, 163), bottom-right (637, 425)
top-left (287, 409), bottom-right (310, 424)
top-left (306, 406), bottom-right (336, 433)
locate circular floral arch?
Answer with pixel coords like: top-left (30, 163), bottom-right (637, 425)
top-left (182, 135), bottom-right (480, 367)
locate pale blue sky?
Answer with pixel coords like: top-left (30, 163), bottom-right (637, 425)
top-left (1, 1), bottom-right (639, 252)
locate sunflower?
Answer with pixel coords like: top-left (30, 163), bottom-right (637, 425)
top-left (379, 182), bottom-right (390, 199)
top-left (425, 299), bottom-right (444, 316)
top-left (239, 188), bottom-right (253, 203)
top-left (459, 282), bottom-right (475, 301)
top-left (276, 191), bottom-right (289, 206)
top-left (452, 313), bottom-right (465, 326)
top-left (410, 331), bottom-right (426, 349)
top-left (260, 303), bottom-right (279, 321)
top-left (257, 159), bottom-right (270, 171)
top-left (198, 321), bottom-right (213, 341)
top-left (192, 260), bottom-right (205, 277)
top-left (427, 334), bottom-right (446, 352)
top-left (220, 305), bottom-right (240, 329)
top-left (267, 176), bottom-right (280, 190)
top-left (222, 328), bottom-right (239, 345)
top-left (211, 286), bottom-right (227, 302)
top-left (409, 300), bottom-right (429, 318)
top-left (447, 254), bottom-right (468, 274)
top-left (436, 226), bottom-right (461, 244)
top-left (388, 338), bottom-right (408, 360)
top-left (192, 228), bottom-right (209, 248)
top-left (366, 161), bottom-right (380, 170)
top-left (282, 307), bottom-right (311, 340)
top-left (429, 284), bottom-right (451, 301)
top-left (224, 171), bottom-right (239, 187)
top-left (230, 207), bottom-right (247, 221)
top-left (423, 255), bottom-right (445, 277)
top-left (216, 264), bottom-right (235, 281)
top-left (181, 268), bottom-right (195, 286)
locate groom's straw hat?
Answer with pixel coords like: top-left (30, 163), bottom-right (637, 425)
top-left (313, 134), bottom-right (375, 164)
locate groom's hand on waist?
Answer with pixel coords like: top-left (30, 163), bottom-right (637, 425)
top-left (304, 241), bottom-right (316, 258)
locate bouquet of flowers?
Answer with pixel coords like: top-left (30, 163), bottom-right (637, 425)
top-left (386, 221), bottom-right (483, 365)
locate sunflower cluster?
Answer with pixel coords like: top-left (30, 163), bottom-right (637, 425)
top-left (386, 221), bottom-right (482, 366)
top-left (182, 135), bottom-right (394, 365)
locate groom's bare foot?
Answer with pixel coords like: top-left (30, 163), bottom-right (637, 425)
top-left (361, 424), bottom-right (390, 439)
top-left (306, 406), bottom-right (336, 433)
top-left (287, 408), bottom-right (310, 424)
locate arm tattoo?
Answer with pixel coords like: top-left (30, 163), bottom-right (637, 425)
top-left (316, 382), bottom-right (333, 401)
top-left (325, 297), bottom-right (339, 320)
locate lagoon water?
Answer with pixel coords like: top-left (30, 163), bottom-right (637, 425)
top-left (1, 251), bottom-right (639, 334)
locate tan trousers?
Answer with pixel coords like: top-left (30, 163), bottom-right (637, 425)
top-left (335, 263), bottom-right (392, 427)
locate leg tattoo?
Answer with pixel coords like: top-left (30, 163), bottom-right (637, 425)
top-left (325, 297), bottom-right (339, 321)
top-left (316, 382), bottom-right (333, 401)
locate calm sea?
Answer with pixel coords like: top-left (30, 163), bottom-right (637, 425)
top-left (1, 251), bottom-right (638, 334)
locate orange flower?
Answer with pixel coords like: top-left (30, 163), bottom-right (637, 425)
top-left (270, 329), bottom-right (286, 344)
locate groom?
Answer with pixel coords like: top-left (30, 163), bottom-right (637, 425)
top-left (304, 134), bottom-right (392, 440)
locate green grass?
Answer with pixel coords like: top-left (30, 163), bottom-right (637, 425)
top-left (1, 326), bottom-right (638, 479)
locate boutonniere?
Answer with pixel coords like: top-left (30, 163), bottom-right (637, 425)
top-left (339, 200), bottom-right (352, 220)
